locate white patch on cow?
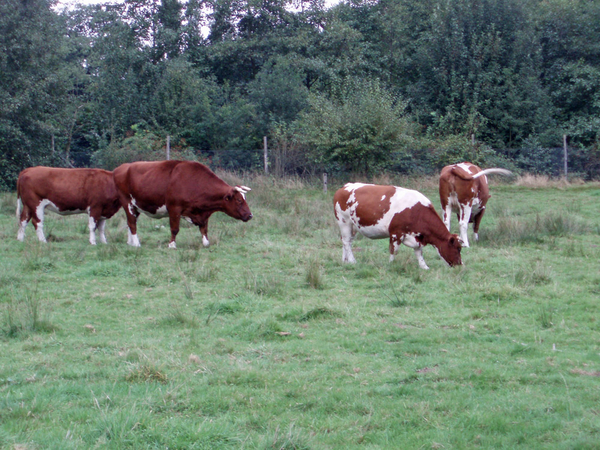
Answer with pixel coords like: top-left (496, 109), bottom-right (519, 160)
top-left (457, 162), bottom-right (475, 174)
top-left (168, 241), bottom-right (177, 249)
top-left (98, 219), bottom-right (107, 244)
top-left (132, 198), bottom-right (168, 219)
top-left (389, 238), bottom-right (400, 262)
top-left (346, 185), bottom-right (430, 240)
top-left (380, 195), bottom-right (386, 201)
top-left (88, 216), bottom-right (97, 245)
top-left (127, 229), bottom-right (141, 247)
top-left (17, 220), bottom-right (28, 241)
top-left (34, 199), bottom-right (55, 242)
top-left (414, 248), bottom-right (429, 270)
top-left (202, 235), bottom-right (210, 247)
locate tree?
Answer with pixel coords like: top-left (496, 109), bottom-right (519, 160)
top-left (0, 0), bottom-right (74, 188)
top-left (296, 78), bottom-right (414, 174)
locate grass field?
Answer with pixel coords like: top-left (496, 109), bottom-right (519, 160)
top-left (1, 174), bottom-right (600, 449)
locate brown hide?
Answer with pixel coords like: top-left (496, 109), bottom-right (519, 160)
top-left (439, 162), bottom-right (491, 212)
top-left (389, 202), bottom-right (462, 267)
top-left (333, 185), bottom-right (395, 228)
top-left (16, 166), bottom-right (120, 243)
top-left (334, 183), bottom-right (462, 268)
top-left (113, 160), bottom-right (252, 247)
top-left (439, 162), bottom-right (511, 247)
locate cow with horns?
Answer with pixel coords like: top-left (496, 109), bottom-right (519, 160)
top-left (439, 162), bottom-right (512, 247)
top-left (113, 160), bottom-right (253, 248)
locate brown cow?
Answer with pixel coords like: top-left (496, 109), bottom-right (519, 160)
top-left (333, 183), bottom-right (462, 269)
top-left (113, 160), bottom-right (252, 248)
top-left (439, 162), bottom-right (512, 247)
top-left (16, 167), bottom-right (121, 245)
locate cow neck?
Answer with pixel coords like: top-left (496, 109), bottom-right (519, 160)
top-left (203, 183), bottom-right (232, 212)
top-left (417, 211), bottom-right (452, 251)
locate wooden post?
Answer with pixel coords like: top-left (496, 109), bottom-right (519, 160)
top-left (166, 135), bottom-right (170, 160)
top-left (323, 173), bottom-right (327, 194)
top-left (263, 136), bottom-right (268, 174)
top-left (563, 135), bottom-right (568, 179)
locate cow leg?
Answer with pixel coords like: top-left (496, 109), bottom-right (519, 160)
top-left (17, 200), bottom-right (32, 242)
top-left (124, 206), bottom-right (141, 247)
top-left (88, 215), bottom-right (98, 245)
top-left (168, 212), bottom-right (181, 249)
top-left (472, 208), bottom-right (485, 242)
top-left (442, 202), bottom-right (452, 232)
top-left (413, 247), bottom-right (430, 270)
top-left (32, 201), bottom-right (48, 243)
top-left (389, 234), bottom-right (402, 262)
top-left (338, 219), bottom-right (357, 263)
top-left (98, 219), bottom-right (108, 244)
top-left (458, 204), bottom-right (471, 247)
top-left (401, 233), bottom-right (429, 269)
top-left (199, 222), bottom-right (210, 247)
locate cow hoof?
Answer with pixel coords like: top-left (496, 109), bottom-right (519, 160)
top-left (168, 241), bottom-right (177, 249)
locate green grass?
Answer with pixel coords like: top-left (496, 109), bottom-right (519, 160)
top-left (1, 178), bottom-right (600, 449)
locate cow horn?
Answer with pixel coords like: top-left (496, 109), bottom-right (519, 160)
top-left (235, 185), bottom-right (251, 193)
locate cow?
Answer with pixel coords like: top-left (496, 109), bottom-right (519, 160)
top-left (16, 167), bottom-right (121, 245)
top-left (439, 162), bottom-right (512, 247)
top-left (112, 160), bottom-right (253, 248)
top-left (333, 183), bottom-right (462, 269)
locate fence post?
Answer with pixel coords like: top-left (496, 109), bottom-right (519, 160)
top-left (563, 134), bottom-right (568, 179)
top-left (323, 173), bottom-right (327, 194)
top-left (166, 135), bottom-right (170, 160)
top-left (263, 136), bottom-right (268, 174)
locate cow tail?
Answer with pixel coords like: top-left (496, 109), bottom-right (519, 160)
top-left (16, 177), bottom-right (22, 218)
top-left (471, 168), bottom-right (513, 179)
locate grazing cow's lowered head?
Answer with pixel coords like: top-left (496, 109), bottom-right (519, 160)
top-left (334, 183), bottom-right (463, 269)
top-left (439, 162), bottom-right (512, 247)
top-left (223, 185), bottom-right (253, 222)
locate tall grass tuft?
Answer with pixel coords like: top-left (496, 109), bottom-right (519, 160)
top-left (243, 270), bottom-right (285, 297)
top-left (481, 210), bottom-right (589, 246)
top-left (305, 257), bottom-right (324, 289)
top-left (125, 358), bottom-right (168, 383)
top-left (3, 287), bottom-right (56, 337)
top-left (538, 305), bottom-right (554, 329)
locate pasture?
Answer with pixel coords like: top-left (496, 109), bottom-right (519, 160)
top-left (1, 174), bottom-right (600, 449)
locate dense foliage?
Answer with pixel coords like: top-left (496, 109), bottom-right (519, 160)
top-left (2, 0), bottom-right (600, 187)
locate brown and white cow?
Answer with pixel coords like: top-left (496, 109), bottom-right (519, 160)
top-left (439, 162), bottom-right (512, 247)
top-left (113, 160), bottom-right (252, 248)
top-left (333, 183), bottom-right (462, 269)
top-left (16, 167), bottom-right (121, 245)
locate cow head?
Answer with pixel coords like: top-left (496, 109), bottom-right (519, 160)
top-left (438, 234), bottom-right (463, 267)
top-left (223, 185), bottom-right (253, 222)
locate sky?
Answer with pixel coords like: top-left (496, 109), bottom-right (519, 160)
top-left (55, 0), bottom-right (342, 10)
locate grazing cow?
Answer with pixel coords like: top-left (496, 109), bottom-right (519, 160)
top-left (333, 183), bottom-right (462, 269)
top-left (16, 167), bottom-right (121, 245)
top-left (113, 160), bottom-right (253, 248)
top-left (439, 162), bottom-right (512, 247)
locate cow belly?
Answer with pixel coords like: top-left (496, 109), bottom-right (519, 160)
top-left (470, 198), bottom-right (483, 217)
top-left (130, 199), bottom-right (169, 219)
top-left (353, 219), bottom-right (390, 239)
top-left (41, 199), bottom-right (87, 216)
